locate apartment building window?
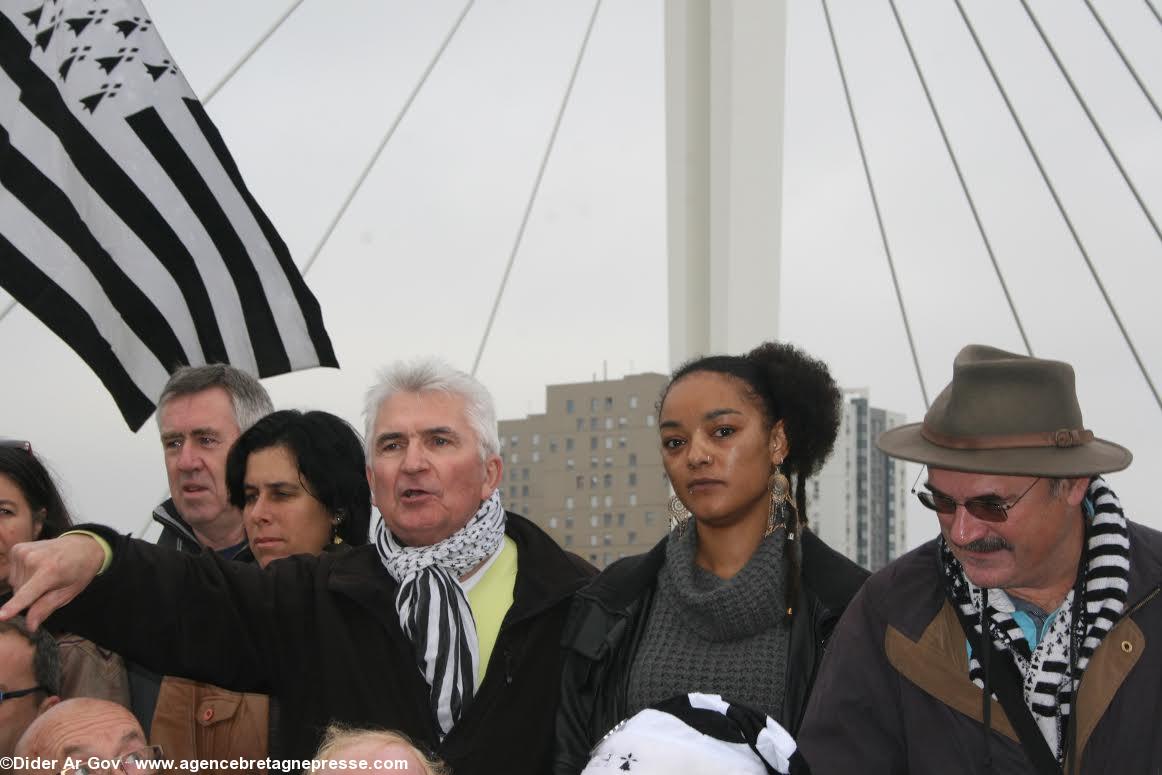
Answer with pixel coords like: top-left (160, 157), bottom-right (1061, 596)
top-left (589, 554), bottom-right (598, 564)
top-left (617, 513), bottom-right (626, 526)
top-left (628, 472), bottom-right (637, 487)
top-left (566, 399), bottom-right (574, 414)
top-left (603, 533), bottom-right (612, 546)
top-left (603, 474), bottom-right (613, 488)
top-left (629, 395), bottom-right (639, 409)
top-left (590, 515), bottom-right (599, 527)
top-left (564, 534), bottom-right (573, 546)
top-left (565, 496), bottom-right (574, 510)
top-left (628, 494), bottom-right (637, 506)
top-left (618, 417), bottom-right (627, 428)
top-left (603, 513), bottom-right (612, 527)
top-left (628, 530), bottom-right (637, 545)
top-left (521, 468), bottom-right (529, 480)
top-left (576, 418), bottom-right (585, 431)
top-left (590, 475), bottom-right (598, 489)
top-left (531, 451), bottom-right (540, 463)
top-left (590, 436), bottom-right (598, 450)
top-left (604, 417), bottom-right (614, 430)
top-left (549, 438), bottom-right (558, 453)
top-left (628, 453), bottom-right (637, 467)
top-left (646, 414), bottom-right (656, 427)
top-left (521, 485), bottom-right (529, 497)
top-left (590, 495), bottom-right (599, 508)
top-left (576, 475), bottom-right (584, 490)
top-left (590, 417), bottom-right (599, 431)
top-left (566, 437), bottom-right (575, 451)
top-left (566, 458), bottom-right (575, 470)
top-left (618, 436), bottom-right (627, 449)
top-left (591, 456), bottom-right (599, 468)
top-left (605, 437), bottom-right (613, 449)
top-left (510, 453), bottom-right (519, 464)
top-left (604, 456), bottom-right (614, 468)
top-left (604, 495), bottom-right (613, 507)
top-left (604, 397), bottom-right (613, 410)
top-left (565, 516), bottom-right (574, 529)
top-left (644, 511), bottom-right (656, 525)
top-left (548, 517), bottom-right (558, 529)
top-left (532, 433), bottom-right (540, 446)
top-left (509, 486), bottom-right (517, 498)
top-left (590, 535), bottom-right (598, 546)
top-left (591, 398), bottom-right (599, 412)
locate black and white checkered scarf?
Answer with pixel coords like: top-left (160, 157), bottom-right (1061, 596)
top-left (375, 489), bottom-right (506, 737)
top-left (940, 477), bottom-right (1130, 762)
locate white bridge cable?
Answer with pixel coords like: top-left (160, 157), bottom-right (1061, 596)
top-left (886, 0), bottom-right (1032, 357)
top-left (820, 0), bottom-right (930, 408)
top-left (470, 0), bottom-right (603, 376)
top-left (301, 0), bottom-right (476, 278)
top-left (1147, 0), bottom-right (1162, 28)
top-left (201, 0), bottom-right (308, 105)
top-left (1084, 0), bottom-right (1162, 123)
top-left (953, 0), bottom-right (1162, 413)
top-left (1020, 0), bottom-right (1162, 247)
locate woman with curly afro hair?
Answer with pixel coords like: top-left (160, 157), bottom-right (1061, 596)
top-left (554, 342), bottom-right (870, 774)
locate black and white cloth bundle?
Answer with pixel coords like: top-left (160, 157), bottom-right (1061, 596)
top-left (582, 692), bottom-right (809, 774)
top-left (941, 476), bottom-right (1131, 761)
top-left (374, 489), bottom-right (506, 737)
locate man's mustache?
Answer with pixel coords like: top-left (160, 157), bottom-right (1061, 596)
top-left (955, 536), bottom-right (1013, 553)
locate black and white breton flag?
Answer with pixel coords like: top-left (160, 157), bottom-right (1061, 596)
top-left (0, 0), bottom-right (337, 429)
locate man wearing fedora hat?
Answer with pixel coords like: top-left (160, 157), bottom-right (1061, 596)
top-left (797, 345), bottom-right (1162, 774)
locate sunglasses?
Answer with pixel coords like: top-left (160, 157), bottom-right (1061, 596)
top-left (0, 439), bottom-right (32, 453)
top-left (915, 477), bottom-right (1041, 522)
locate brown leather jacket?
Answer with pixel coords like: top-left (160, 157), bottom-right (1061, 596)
top-left (798, 522), bottom-right (1162, 773)
top-left (150, 677), bottom-right (270, 772)
top-left (57, 634), bottom-right (131, 707)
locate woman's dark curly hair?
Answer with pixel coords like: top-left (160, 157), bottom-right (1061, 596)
top-left (225, 410), bottom-right (371, 547)
top-left (0, 446), bottom-right (74, 540)
top-left (660, 341), bottom-right (843, 616)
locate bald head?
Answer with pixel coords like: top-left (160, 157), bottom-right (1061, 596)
top-left (16, 699), bottom-right (147, 772)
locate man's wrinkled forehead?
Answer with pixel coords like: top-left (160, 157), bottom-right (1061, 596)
top-left (374, 391), bottom-right (473, 434)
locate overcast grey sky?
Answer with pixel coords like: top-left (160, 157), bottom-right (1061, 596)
top-left (2, 0), bottom-right (1160, 545)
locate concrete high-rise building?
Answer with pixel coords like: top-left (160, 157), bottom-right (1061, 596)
top-left (808, 390), bottom-right (910, 571)
top-left (497, 373), bottom-right (671, 569)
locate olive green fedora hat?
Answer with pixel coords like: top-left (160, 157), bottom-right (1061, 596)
top-left (877, 345), bottom-right (1132, 477)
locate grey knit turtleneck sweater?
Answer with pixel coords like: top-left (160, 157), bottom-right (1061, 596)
top-left (625, 525), bottom-right (791, 721)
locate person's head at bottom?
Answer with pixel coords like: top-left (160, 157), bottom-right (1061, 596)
top-left (14, 698), bottom-right (161, 775)
top-left (312, 725), bottom-right (449, 775)
top-left (582, 694), bottom-right (806, 775)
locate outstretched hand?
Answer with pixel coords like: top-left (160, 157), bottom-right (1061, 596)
top-left (0, 533), bottom-right (106, 630)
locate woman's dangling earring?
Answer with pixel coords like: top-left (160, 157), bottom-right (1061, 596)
top-left (766, 466), bottom-right (792, 538)
top-left (668, 495), bottom-right (691, 537)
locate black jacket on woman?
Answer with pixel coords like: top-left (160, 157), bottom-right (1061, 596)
top-left (48, 514), bottom-right (594, 775)
top-left (553, 528), bottom-right (868, 774)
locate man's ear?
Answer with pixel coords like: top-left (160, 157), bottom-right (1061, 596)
top-left (768, 421), bottom-right (789, 468)
top-left (1064, 476), bottom-right (1090, 506)
top-left (365, 466), bottom-right (377, 507)
top-left (37, 694), bottom-right (60, 715)
top-left (481, 455), bottom-right (503, 499)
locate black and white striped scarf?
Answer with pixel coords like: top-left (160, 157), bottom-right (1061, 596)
top-left (374, 489), bottom-right (507, 737)
top-left (941, 476), bottom-right (1131, 761)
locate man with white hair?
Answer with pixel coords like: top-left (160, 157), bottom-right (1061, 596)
top-left (1, 358), bottom-right (594, 775)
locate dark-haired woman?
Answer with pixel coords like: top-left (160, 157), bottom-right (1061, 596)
top-left (554, 343), bottom-right (870, 774)
top-left (150, 410), bottom-right (371, 771)
top-left (0, 442), bottom-right (130, 707)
